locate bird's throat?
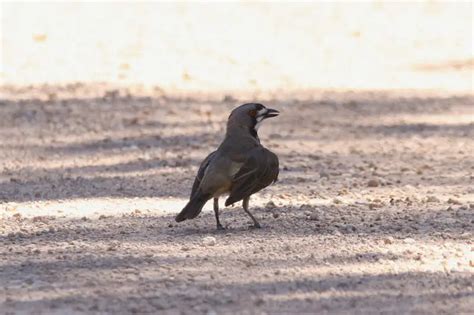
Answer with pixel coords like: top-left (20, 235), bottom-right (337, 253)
top-left (249, 126), bottom-right (260, 142)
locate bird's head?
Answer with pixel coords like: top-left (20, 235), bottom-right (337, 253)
top-left (227, 103), bottom-right (279, 135)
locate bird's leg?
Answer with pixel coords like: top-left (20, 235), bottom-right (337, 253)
top-left (242, 196), bottom-right (261, 228)
top-left (214, 198), bottom-right (225, 230)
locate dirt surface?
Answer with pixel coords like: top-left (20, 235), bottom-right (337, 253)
top-left (3, 2), bottom-right (473, 92)
top-left (0, 85), bottom-right (473, 314)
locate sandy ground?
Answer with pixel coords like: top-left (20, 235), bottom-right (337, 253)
top-left (0, 85), bottom-right (473, 314)
top-left (2, 2), bottom-right (472, 91)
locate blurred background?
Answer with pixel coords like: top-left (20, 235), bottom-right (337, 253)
top-left (2, 1), bottom-right (472, 92)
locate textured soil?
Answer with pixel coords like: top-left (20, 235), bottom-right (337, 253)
top-left (0, 85), bottom-right (473, 314)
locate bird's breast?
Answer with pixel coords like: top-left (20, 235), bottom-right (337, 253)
top-left (212, 182), bottom-right (232, 198)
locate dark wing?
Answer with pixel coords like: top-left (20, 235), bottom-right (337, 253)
top-left (225, 147), bottom-right (279, 206)
top-left (190, 151), bottom-right (217, 198)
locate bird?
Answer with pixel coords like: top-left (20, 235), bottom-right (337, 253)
top-left (175, 103), bottom-right (280, 229)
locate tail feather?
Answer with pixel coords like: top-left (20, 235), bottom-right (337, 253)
top-left (175, 193), bottom-right (210, 222)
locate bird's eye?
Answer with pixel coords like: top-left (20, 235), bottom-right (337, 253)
top-left (248, 109), bottom-right (257, 117)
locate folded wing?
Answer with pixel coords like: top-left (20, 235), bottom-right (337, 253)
top-left (190, 151), bottom-right (217, 198)
top-left (225, 147), bottom-right (279, 206)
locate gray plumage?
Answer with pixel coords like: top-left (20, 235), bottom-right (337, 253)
top-left (175, 103), bottom-right (280, 229)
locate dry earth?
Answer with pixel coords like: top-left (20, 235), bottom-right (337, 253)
top-left (0, 85), bottom-right (473, 314)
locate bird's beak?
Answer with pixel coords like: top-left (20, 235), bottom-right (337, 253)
top-left (263, 108), bottom-right (280, 119)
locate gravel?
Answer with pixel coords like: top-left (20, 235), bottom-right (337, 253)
top-left (0, 85), bottom-right (473, 314)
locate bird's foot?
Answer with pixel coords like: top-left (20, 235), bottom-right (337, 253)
top-left (216, 224), bottom-right (226, 231)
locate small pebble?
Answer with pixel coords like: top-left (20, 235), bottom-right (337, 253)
top-left (426, 196), bottom-right (440, 203)
top-left (107, 245), bottom-right (117, 251)
top-left (367, 179), bottom-right (380, 187)
top-left (403, 237), bottom-right (415, 244)
top-left (265, 201), bottom-right (276, 209)
top-left (202, 236), bottom-right (216, 246)
top-left (319, 171), bottom-right (330, 179)
top-left (447, 198), bottom-right (462, 205)
top-left (254, 297), bottom-right (265, 306)
top-left (383, 236), bottom-right (394, 244)
top-left (343, 224), bottom-right (357, 232)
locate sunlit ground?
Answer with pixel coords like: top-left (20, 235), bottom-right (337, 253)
top-left (1, 2), bottom-right (472, 91)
